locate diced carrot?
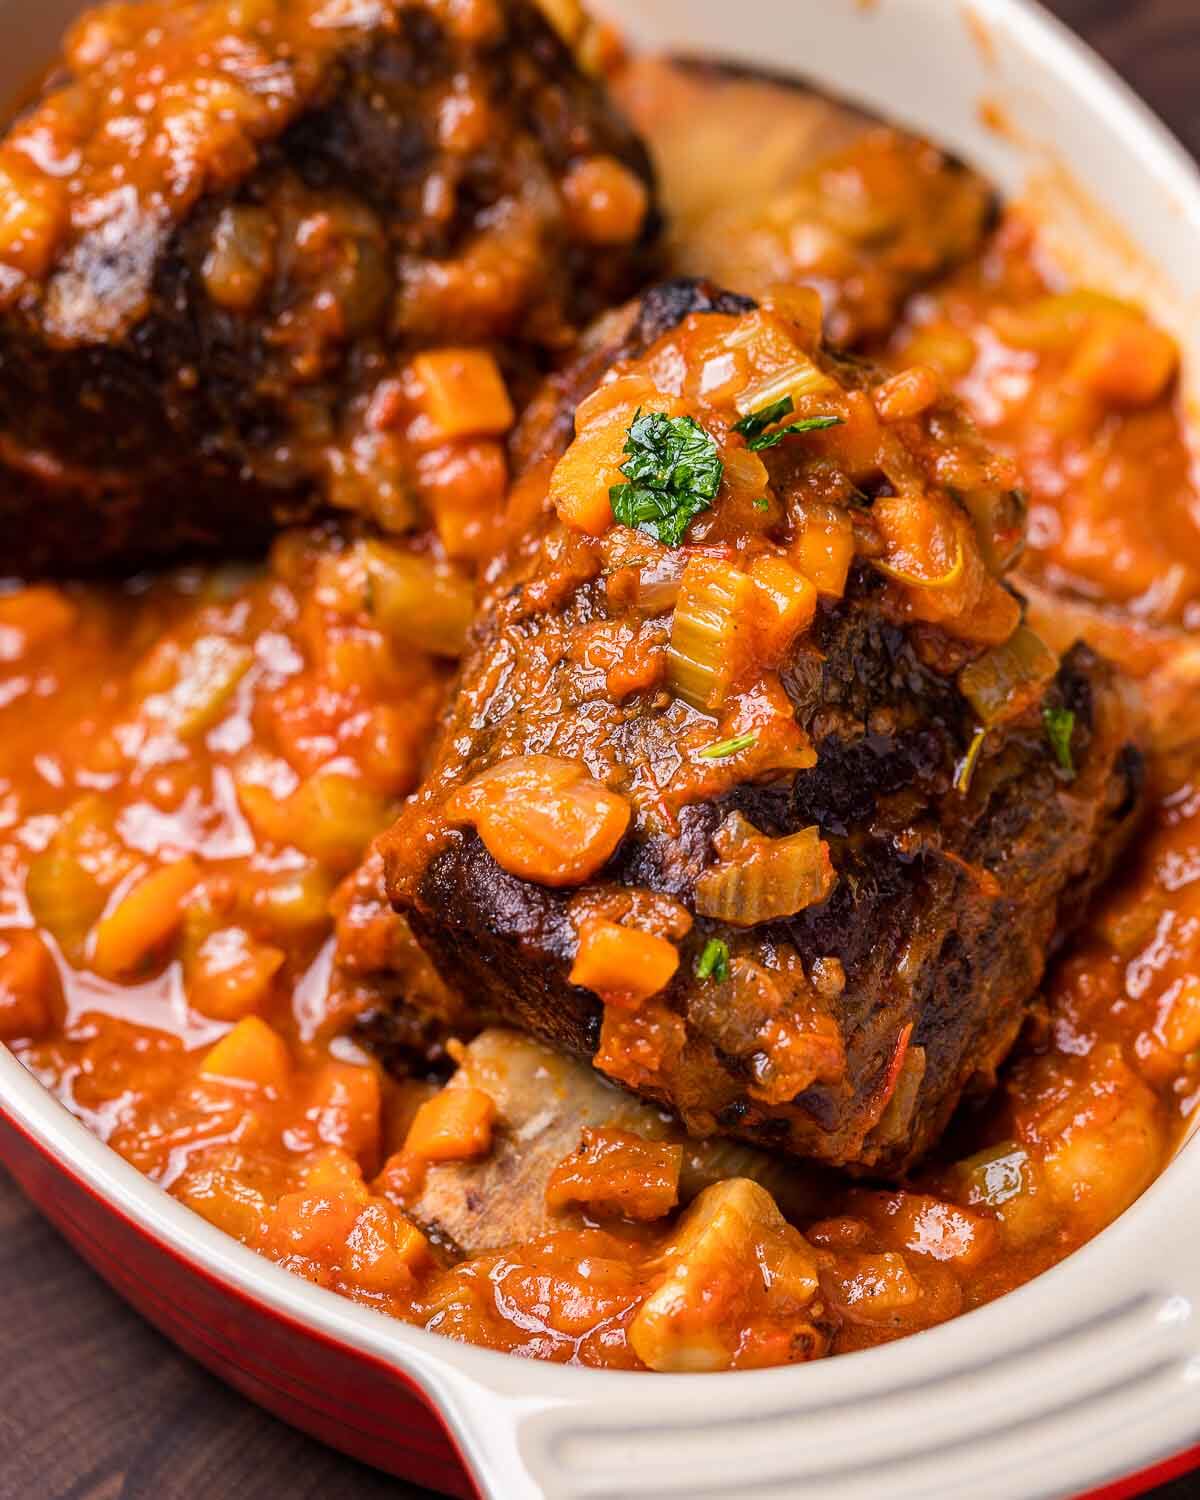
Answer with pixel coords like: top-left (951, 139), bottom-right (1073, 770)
top-left (1068, 314), bottom-right (1177, 408)
top-left (807, 389), bottom-right (882, 483)
top-left (760, 285), bottom-right (825, 346)
top-left (89, 856), bottom-right (201, 979)
top-left (847, 1189), bottom-right (1000, 1270)
top-left (546, 1126), bottom-right (682, 1220)
top-left (417, 440), bottom-right (507, 563)
top-left (872, 364), bottom-right (942, 424)
top-left (262, 1186), bottom-right (362, 1261)
top-left (900, 321), bottom-right (978, 380)
top-left (340, 1201), bottom-right (432, 1293)
top-left (790, 503), bottom-right (855, 598)
top-left (235, 778), bottom-right (294, 849)
top-left (749, 555), bottom-right (817, 660)
top-left (373, 1148), bottom-right (427, 1206)
top-left (301, 1148), bottom-right (366, 1195)
top-left (562, 154), bottom-right (650, 246)
top-left (405, 1085), bottom-right (497, 1163)
top-left (308, 1060), bottom-right (384, 1168)
top-left (185, 927), bottom-right (285, 1021)
top-left (410, 349), bottom-right (515, 440)
top-left (568, 917), bottom-right (679, 1007)
top-left (549, 419), bottom-right (628, 536)
top-left (200, 1016), bottom-right (290, 1089)
top-left (0, 929), bottom-right (57, 1041)
top-left (872, 491), bottom-right (964, 589)
top-left (0, 586), bottom-right (76, 654)
top-left (444, 754), bottom-right (631, 887)
top-left (0, 154), bottom-right (68, 277)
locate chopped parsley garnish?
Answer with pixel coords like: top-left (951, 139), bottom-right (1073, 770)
top-left (747, 415), bottom-right (844, 452)
top-left (753, 496), bottom-right (771, 512)
top-left (695, 937), bottom-right (730, 982)
top-left (733, 395), bottom-right (844, 451)
top-left (609, 410), bottom-right (724, 547)
top-left (698, 731), bottom-right (758, 760)
top-left (733, 396), bottom-right (795, 441)
top-left (1043, 705), bottom-right (1076, 776)
top-left (953, 726), bottom-right (986, 795)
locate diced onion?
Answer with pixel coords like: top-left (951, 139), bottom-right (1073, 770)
top-left (956, 486), bottom-right (1026, 575)
top-left (444, 755), bottom-right (631, 887)
top-left (635, 552), bottom-right (689, 613)
top-left (875, 534), bottom-right (964, 590)
top-left (696, 817), bottom-right (836, 927)
top-left (959, 626), bottom-right (1058, 726)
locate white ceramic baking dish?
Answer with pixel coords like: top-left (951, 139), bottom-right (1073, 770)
top-left (1, 3), bottom-right (1198, 1498)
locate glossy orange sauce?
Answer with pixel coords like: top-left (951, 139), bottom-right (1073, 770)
top-left (891, 213), bottom-right (1198, 621)
top-left (0, 181), bottom-right (1197, 1366)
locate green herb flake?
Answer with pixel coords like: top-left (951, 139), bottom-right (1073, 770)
top-left (695, 937), bottom-right (730, 983)
top-left (753, 496), bottom-right (770, 512)
top-left (609, 409), bottom-right (724, 547)
top-left (746, 415), bottom-right (844, 452)
top-left (953, 726), bottom-right (987, 795)
top-left (697, 731), bottom-right (758, 760)
top-left (733, 396), bottom-right (795, 441)
top-left (1043, 705), bottom-right (1077, 776)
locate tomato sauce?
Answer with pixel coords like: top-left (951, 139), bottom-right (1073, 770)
top-left (890, 213), bottom-right (1199, 621)
top-left (0, 74), bottom-right (1197, 1368)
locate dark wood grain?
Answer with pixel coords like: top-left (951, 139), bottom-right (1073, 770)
top-left (2, 4), bottom-right (1199, 1498)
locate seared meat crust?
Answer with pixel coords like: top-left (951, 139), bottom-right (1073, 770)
top-left (377, 279), bottom-right (1144, 1173)
top-left (409, 619), bottom-right (1140, 1169)
top-left (0, 0), bottom-right (656, 573)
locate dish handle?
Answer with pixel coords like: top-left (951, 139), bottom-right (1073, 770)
top-left (428, 1366), bottom-right (658, 1500)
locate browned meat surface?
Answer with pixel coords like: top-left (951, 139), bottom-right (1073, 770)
top-left (0, 0), bottom-right (656, 573)
top-left (614, 57), bottom-right (995, 346)
top-left (371, 278), bottom-right (1144, 1174)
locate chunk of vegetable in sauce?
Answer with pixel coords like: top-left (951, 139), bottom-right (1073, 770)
top-left (405, 1087), bottom-right (497, 1164)
top-left (629, 1178), bottom-right (823, 1372)
top-left (569, 917), bottom-right (680, 1005)
top-left (444, 755), bottom-right (631, 887)
top-left (695, 815), bottom-right (836, 927)
top-left (546, 1127), bottom-right (683, 1221)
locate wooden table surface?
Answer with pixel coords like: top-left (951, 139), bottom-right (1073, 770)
top-left (3, 3), bottom-right (1200, 1498)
